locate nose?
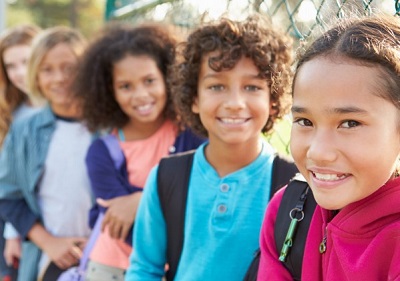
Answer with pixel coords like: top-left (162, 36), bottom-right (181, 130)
top-left (224, 88), bottom-right (245, 110)
top-left (131, 85), bottom-right (150, 99)
top-left (53, 68), bottom-right (67, 82)
top-left (306, 129), bottom-right (337, 164)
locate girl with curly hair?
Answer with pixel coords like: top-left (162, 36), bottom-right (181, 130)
top-left (74, 23), bottom-right (205, 281)
top-left (126, 15), bottom-right (295, 280)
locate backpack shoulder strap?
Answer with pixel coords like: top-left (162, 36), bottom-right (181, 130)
top-left (157, 150), bottom-right (195, 281)
top-left (243, 154), bottom-right (298, 281)
top-left (101, 134), bottom-right (124, 170)
top-left (269, 154), bottom-right (299, 198)
top-left (274, 176), bottom-right (317, 280)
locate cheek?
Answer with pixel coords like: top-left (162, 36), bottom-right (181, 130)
top-left (289, 130), bottom-right (306, 164)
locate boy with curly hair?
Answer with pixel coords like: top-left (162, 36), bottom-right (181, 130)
top-left (126, 15), bottom-right (295, 280)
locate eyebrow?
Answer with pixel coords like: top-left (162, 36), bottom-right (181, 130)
top-left (291, 105), bottom-right (369, 115)
top-left (201, 73), bottom-right (264, 81)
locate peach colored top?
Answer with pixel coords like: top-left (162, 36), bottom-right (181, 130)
top-left (90, 120), bottom-right (176, 269)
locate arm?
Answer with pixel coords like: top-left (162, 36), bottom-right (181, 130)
top-left (0, 124), bottom-right (85, 270)
top-left (125, 167), bottom-right (167, 281)
top-left (86, 138), bottom-right (142, 241)
top-left (257, 188), bottom-right (293, 281)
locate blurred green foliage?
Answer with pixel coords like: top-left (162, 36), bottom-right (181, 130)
top-left (5, 0), bottom-right (104, 38)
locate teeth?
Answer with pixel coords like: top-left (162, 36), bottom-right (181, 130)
top-left (221, 118), bottom-right (246, 124)
top-left (136, 104), bottom-right (152, 111)
top-left (314, 172), bottom-right (346, 181)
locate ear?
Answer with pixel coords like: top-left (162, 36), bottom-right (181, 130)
top-left (269, 101), bottom-right (278, 116)
top-left (192, 97), bottom-right (199, 114)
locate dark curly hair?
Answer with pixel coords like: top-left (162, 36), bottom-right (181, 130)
top-left (170, 14), bottom-right (293, 137)
top-left (74, 22), bottom-right (179, 132)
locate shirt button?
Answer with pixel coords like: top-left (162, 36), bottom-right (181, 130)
top-left (218, 204), bottom-right (227, 213)
top-left (220, 184), bottom-right (229, 192)
top-left (169, 146), bottom-right (176, 153)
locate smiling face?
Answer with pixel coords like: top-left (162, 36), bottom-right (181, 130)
top-left (3, 44), bottom-right (31, 94)
top-left (290, 57), bottom-right (400, 210)
top-left (37, 43), bottom-right (78, 116)
top-left (193, 55), bottom-right (272, 149)
top-left (113, 55), bottom-right (167, 130)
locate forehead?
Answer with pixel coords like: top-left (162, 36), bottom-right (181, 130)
top-left (40, 43), bottom-right (77, 65)
top-left (292, 58), bottom-right (396, 115)
top-left (3, 44), bottom-right (31, 62)
top-left (294, 58), bottom-right (381, 99)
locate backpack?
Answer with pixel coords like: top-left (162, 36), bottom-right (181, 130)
top-left (157, 150), bottom-right (299, 281)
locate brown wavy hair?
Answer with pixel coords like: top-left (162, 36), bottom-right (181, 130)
top-left (170, 14), bottom-right (293, 137)
top-left (0, 24), bottom-right (40, 145)
top-left (74, 22), bottom-right (180, 132)
top-left (294, 14), bottom-right (400, 114)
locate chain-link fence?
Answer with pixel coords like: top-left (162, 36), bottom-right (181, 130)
top-left (105, 0), bottom-right (399, 155)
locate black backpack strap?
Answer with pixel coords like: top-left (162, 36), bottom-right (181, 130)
top-left (157, 150), bottom-right (195, 281)
top-left (274, 177), bottom-right (317, 280)
top-left (269, 154), bottom-right (299, 198)
top-left (243, 154), bottom-right (298, 281)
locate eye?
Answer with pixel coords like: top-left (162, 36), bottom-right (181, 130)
top-left (39, 67), bottom-right (52, 75)
top-left (144, 78), bottom-right (155, 85)
top-left (208, 84), bottom-right (224, 91)
top-left (244, 85), bottom-right (261, 91)
top-left (340, 120), bottom-right (360, 128)
top-left (293, 118), bottom-right (313, 127)
top-left (63, 64), bottom-right (75, 75)
top-left (118, 83), bottom-right (130, 91)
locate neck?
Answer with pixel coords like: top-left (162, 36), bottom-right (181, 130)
top-left (205, 138), bottom-right (263, 177)
top-left (121, 117), bottom-right (166, 141)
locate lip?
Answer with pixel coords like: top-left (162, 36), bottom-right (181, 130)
top-left (217, 117), bottom-right (250, 126)
top-left (134, 102), bottom-right (155, 116)
top-left (308, 168), bottom-right (351, 190)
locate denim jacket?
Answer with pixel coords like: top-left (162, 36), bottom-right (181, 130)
top-left (0, 105), bottom-right (56, 281)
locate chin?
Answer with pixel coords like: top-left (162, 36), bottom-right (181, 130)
top-left (314, 196), bottom-right (345, 211)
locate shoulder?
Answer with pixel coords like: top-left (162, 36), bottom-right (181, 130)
top-left (11, 106), bottom-right (54, 132)
top-left (87, 137), bottom-right (111, 159)
top-left (174, 128), bottom-right (207, 152)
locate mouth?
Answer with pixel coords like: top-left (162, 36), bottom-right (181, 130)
top-left (219, 117), bottom-right (249, 124)
top-left (312, 171), bottom-right (349, 182)
top-left (134, 103), bottom-right (154, 114)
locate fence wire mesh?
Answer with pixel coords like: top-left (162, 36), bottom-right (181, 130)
top-left (106, 0), bottom-right (399, 155)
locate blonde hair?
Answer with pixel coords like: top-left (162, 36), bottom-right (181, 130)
top-left (27, 26), bottom-right (86, 100)
top-left (0, 24), bottom-right (41, 146)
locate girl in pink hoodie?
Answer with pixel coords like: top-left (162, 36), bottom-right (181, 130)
top-left (258, 14), bottom-right (400, 281)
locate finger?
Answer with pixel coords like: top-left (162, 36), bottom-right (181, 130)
top-left (63, 252), bottom-right (79, 268)
top-left (96, 198), bottom-right (110, 207)
top-left (70, 245), bottom-right (82, 259)
top-left (120, 224), bottom-right (130, 241)
top-left (4, 254), bottom-right (13, 266)
top-left (109, 221), bottom-right (122, 239)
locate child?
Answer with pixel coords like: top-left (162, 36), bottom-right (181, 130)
top-left (74, 23), bottom-right (205, 281)
top-left (0, 24), bottom-right (42, 145)
top-left (258, 14), bottom-right (400, 280)
top-left (0, 24), bottom-right (42, 279)
top-left (0, 26), bottom-right (92, 281)
top-left (126, 15), bottom-right (295, 280)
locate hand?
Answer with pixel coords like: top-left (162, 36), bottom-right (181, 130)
top-left (97, 192), bottom-right (142, 241)
top-left (4, 238), bottom-right (21, 266)
top-left (42, 236), bottom-right (87, 270)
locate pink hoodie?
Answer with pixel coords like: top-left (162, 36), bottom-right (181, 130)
top-left (258, 177), bottom-right (400, 281)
